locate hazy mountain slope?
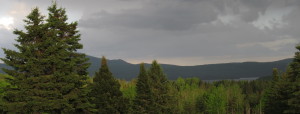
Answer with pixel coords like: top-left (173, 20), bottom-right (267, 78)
top-left (86, 56), bottom-right (292, 80)
top-left (161, 59), bottom-right (291, 80)
top-left (0, 55), bottom-right (293, 80)
top-left (86, 55), bottom-right (140, 80)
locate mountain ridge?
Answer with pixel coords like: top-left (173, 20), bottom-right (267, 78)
top-left (86, 55), bottom-right (292, 80)
top-left (0, 55), bottom-right (293, 80)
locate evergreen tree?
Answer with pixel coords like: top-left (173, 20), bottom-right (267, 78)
top-left (147, 60), bottom-right (176, 113)
top-left (89, 57), bottom-right (128, 114)
top-left (285, 44), bottom-right (300, 113)
top-left (133, 63), bottom-right (153, 113)
top-left (264, 68), bottom-right (281, 114)
top-left (1, 3), bottom-right (91, 113)
top-left (263, 68), bottom-right (290, 114)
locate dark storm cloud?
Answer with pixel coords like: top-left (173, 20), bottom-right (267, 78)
top-left (75, 0), bottom-right (300, 65)
top-left (224, 0), bottom-right (270, 22)
top-left (79, 0), bottom-right (287, 29)
top-left (80, 0), bottom-right (218, 31)
top-left (240, 0), bottom-right (271, 8)
top-left (1, 0), bottom-right (299, 65)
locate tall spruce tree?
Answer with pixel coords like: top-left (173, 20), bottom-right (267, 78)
top-left (285, 44), bottom-right (300, 113)
top-left (89, 57), bottom-right (128, 114)
top-left (1, 3), bottom-right (91, 113)
top-left (148, 60), bottom-right (176, 113)
top-left (133, 63), bottom-right (153, 113)
top-left (263, 68), bottom-right (289, 114)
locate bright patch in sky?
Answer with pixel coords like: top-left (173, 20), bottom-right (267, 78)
top-left (0, 16), bottom-right (14, 30)
top-left (252, 7), bottom-right (293, 30)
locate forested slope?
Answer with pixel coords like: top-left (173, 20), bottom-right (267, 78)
top-left (0, 56), bottom-right (292, 80)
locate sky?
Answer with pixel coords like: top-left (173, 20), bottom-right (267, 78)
top-left (0, 0), bottom-right (299, 66)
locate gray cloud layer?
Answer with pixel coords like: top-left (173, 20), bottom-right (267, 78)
top-left (0, 0), bottom-right (299, 65)
top-left (80, 0), bottom-right (218, 31)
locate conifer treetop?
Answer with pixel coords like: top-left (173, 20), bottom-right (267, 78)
top-left (99, 56), bottom-right (110, 73)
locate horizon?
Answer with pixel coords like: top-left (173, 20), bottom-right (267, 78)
top-left (0, 0), bottom-right (299, 65)
top-left (1, 54), bottom-right (293, 66)
top-left (97, 55), bottom-right (294, 66)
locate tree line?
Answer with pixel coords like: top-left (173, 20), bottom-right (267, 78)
top-left (0, 3), bottom-right (299, 113)
top-left (120, 74), bottom-right (269, 114)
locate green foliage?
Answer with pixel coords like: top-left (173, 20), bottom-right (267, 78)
top-left (119, 79), bottom-right (136, 101)
top-left (263, 68), bottom-right (289, 114)
top-left (227, 84), bottom-right (244, 114)
top-left (122, 74), bottom-right (270, 114)
top-left (119, 79), bottom-right (136, 113)
top-left (263, 45), bottom-right (300, 114)
top-left (148, 60), bottom-right (177, 113)
top-left (0, 74), bottom-right (13, 92)
top-left (167, 78), bottom-right (267, 114)
top-left (0, 3), bottom-right (91, 113)
top-left (201, 85), bottom-right (227, 114)
top-left (89, 57), bottom-right (129, 114)
top-left (174, 77), bottom-right (205, 113)
top-left (0, 74), bottom-right (13, 112)
top-left (285, 44), bottom-right (300, 113)
top-left (133, 63), bottom-right (153, 113)
top-left (133, 61), bottom-right (177, 113)
top-left (194, 80), bottom-right (268, 114)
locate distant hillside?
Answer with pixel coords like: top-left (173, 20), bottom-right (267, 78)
top-left (0, 55), bottom-right (293, 80)
top-left (86, 56), bottom-right (292, 80)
